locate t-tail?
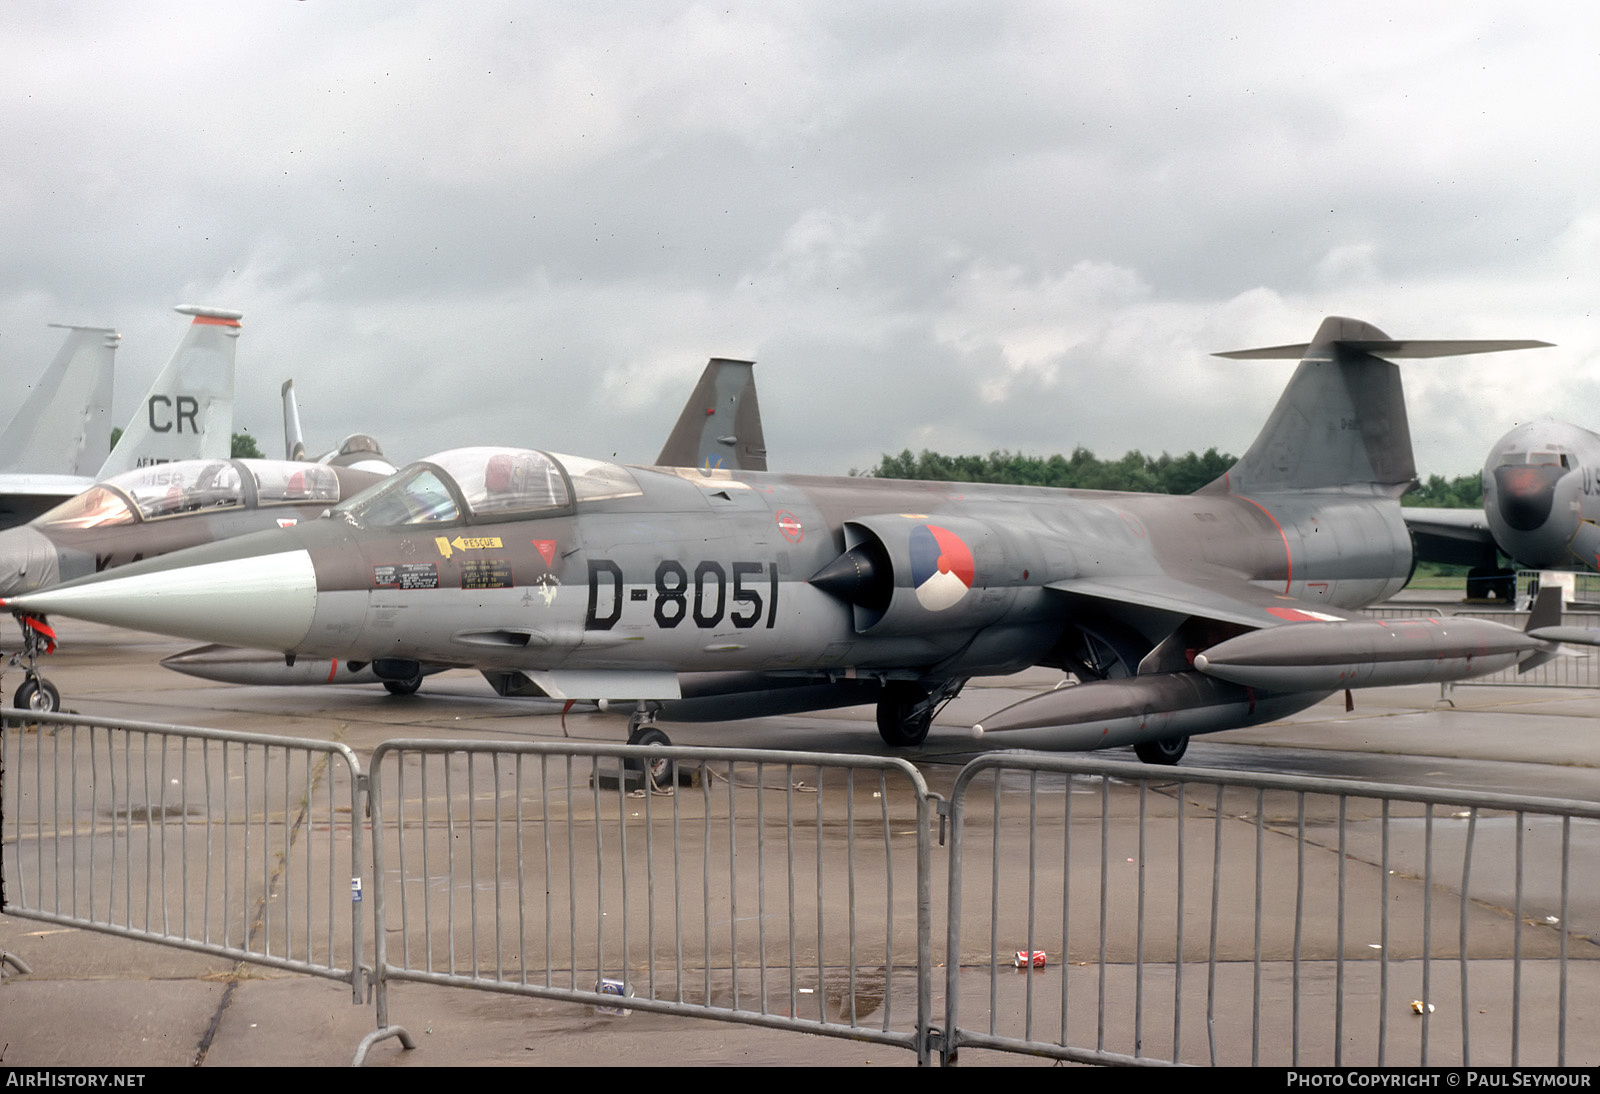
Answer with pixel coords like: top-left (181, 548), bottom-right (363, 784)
top-left (656, 358), bottom-right (767, 472)
top-left (96, 304), bottom-right (241, 478)
top-left (1199, 316), bottom-right (1550, 498)
top-left (0, 323), bottom-right (119, 476)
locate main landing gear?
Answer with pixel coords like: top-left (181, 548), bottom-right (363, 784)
top-left (625, 707), bottom-right (676, 792)
top-left (875, 679), bottom-right (965, 748)
top-left (1133, 735), bottom-right (1189, 766)
top-left (7, 613), bottom-right (61, 713)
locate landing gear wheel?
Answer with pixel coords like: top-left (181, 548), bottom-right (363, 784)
top-left (382, 673), bottom-right (423, 696)
top-left (625, 725), bottom-right (675, 791)
top-left (876, 682), bottom-right (933, 747)
top-left (1133, 735), bottom-right (1188, 766)
top-left (14, 677), bottom-right (61, 713)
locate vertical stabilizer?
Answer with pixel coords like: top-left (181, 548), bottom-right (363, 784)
top-left (656, 358), bottom-right (767, 472)
top-left (0, 324), bottom-right (119, 476)
top-left (281, 379), bottom-right (307, 461)
top-left (97, 305), bottom-right (241, 477)
top-left (1202, 317), bottom-right (1549, 497)
top-left (1202, 317), bottom-right (1415, 496)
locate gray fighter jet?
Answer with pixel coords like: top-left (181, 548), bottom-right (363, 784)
top-left (8, 318), bottom-right (1586, 764)
top-left (0, 457), bottom-right (389, 708)
top-left (1406, 418), bottom-right (1600, 597)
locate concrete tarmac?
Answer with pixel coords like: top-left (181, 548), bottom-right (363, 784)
top-left (2, 621), bottom-right (1596, 1068)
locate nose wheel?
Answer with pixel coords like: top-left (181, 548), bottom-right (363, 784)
top-left (625, 708), bottom-right (676, 791)
top-left (14, 676), bottom-right (61, 713)
top-left (7, 613), bottom-right (61, 713)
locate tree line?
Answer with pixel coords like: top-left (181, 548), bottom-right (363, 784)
top-left (856, 447), bottom-right (1481, 505)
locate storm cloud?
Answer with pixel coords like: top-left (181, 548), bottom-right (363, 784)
top-left (4, 1), bottom-right (1596, 477)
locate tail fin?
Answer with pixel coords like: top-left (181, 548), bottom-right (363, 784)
top-left (281, 379), bottom-right (307, 461)
top-left (1200, 316), bottom-right (1550, 497)
top-left (97, 305), bottom-right (241, 477)
top-left (656, 358), bottom-right (767, 472)
top-left (0, 323), bottom-right (119, 476)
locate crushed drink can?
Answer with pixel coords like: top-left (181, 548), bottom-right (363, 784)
top-left (1014, 950), bottom-right (1047, 968)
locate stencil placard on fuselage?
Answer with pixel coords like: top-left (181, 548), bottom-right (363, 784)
top-left (374, 563), bottom-right (440, 590)
top-left (461, 558), bottom-right (514, 590)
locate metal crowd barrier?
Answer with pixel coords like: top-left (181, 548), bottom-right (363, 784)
top-left (1, 710), bottom-right (366, 1000)
top-left (942, 754), bottom-right (1598, 1067)
top-left (7, 712), bottom-right (1596, 1068)
top-left (357, 740), bottom-right (937, 1065)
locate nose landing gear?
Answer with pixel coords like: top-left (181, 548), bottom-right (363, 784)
top-left (7, 613), bottom-right (61, 713)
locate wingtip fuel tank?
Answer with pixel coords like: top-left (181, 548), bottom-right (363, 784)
top-left (1191, 616), bottom-right (1547, 691)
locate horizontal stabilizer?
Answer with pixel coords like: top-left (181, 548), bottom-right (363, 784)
top-left (1215, 339), bottom-right (1552, 360)
top-left (1196, 316), bottom-right (1552, 498)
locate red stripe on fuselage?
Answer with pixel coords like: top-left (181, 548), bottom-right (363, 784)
top-left (1235, 495), bottom-right (1291, 594)
top-left (327, 659), bottom-right (339, 683)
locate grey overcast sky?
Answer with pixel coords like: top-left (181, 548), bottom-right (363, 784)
top-left (3, 2), bottom-right (1597, 477)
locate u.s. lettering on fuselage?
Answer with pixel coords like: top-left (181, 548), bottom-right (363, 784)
top-left (585, 558), bottom-right (779, 630)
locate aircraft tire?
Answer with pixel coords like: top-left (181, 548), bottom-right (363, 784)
top-left (1133, 735), bottom-right (1188, 765)
top-left (14, 677), bottom-right (61, 714)
top-left (626, 726), bottom-right (675, 791)
top-left (382, 673), bottom-right (424, 696)
top-left (876, 683), bottom-right (932, 747)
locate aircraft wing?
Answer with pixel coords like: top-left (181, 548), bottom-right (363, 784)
top-left (1401, 505), bottom-right (1501, 568)
top-left (1046, 572), bottom-right (1365, 630)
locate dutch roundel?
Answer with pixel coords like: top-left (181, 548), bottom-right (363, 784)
top-left (909, 524), bottom-right (976, 611)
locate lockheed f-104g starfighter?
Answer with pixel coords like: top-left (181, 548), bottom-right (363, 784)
top-left (7, 317), bottom-right (1585, 765)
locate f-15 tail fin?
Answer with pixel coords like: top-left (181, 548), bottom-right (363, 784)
top-left (96, 305), bottom-right (241, 478)
top-left (0, 323), bottom-right (119, 476)
top-left (656, 358), bottom-right (767, 472)
top-left (1200, 316), bottom-right (1550, 497)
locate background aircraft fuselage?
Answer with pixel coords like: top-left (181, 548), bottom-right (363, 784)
top-left (1482, 419), bottom-right (1600, 571)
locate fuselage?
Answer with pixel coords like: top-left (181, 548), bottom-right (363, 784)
top-left (105, 453), bottom-right (1410, 683)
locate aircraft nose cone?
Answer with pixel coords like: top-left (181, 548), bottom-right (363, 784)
top-left (1493, 464), bottom-right (1565, 532)
top-left (0, 526), bottom-right (61, 597)
top-left (4, 548), bottom-right (318, 651)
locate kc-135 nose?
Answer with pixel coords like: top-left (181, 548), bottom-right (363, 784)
top-left (1492, 463), bottom-right (1566, 533)
top-left (2, 548), bottom-right (318, 651)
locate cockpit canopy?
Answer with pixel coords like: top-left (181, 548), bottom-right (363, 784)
top-left (333, 447), bottom-right (641, 529)
top-left (1493, 448), bottom-right (1570, 469)
top-left (36, 459), bottom-right (343, 531)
